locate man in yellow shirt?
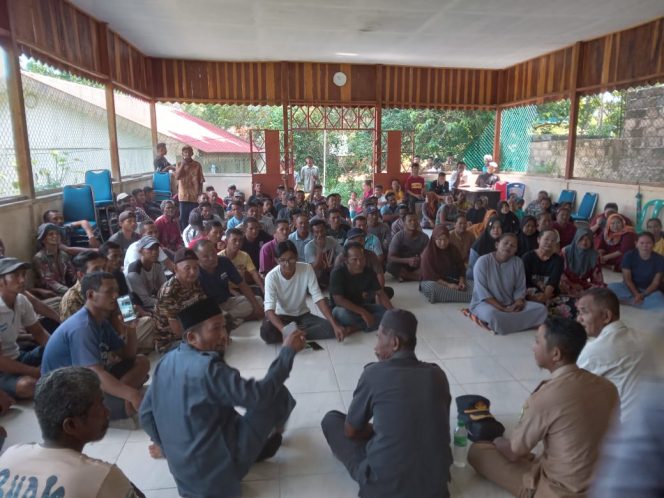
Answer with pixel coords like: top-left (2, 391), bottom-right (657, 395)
top-left (647, 218), bottom-right (664, 256)
top-left (220, 228), bottom-right (265, 296)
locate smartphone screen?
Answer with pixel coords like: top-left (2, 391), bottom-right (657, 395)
top-left (306, 341), bottom-right (324, 351)
top-left (117, 295), bottom-right (137, 323)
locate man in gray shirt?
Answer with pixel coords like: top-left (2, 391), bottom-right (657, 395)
top-left (304, 219), bottom-right (342, 288)
top-left (322, 309), bottom-right (452, 498)
top-left (386, 212), bottom-right (429, 281)
top-left (126, 237), bottom-right (166, 310)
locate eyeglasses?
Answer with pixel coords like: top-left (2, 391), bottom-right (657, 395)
top-left (277, 258), bottom-right (297, 265)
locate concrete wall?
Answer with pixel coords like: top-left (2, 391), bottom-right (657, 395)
top-left (526, 85), bottom-right (664, 182)
top-left (494, 173), bottom-right (664, 228)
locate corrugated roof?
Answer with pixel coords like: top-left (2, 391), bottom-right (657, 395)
top-left (23, 72), bottom-right (253, 154)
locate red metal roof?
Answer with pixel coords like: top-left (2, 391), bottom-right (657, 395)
top-left (23, 72), bottom-right (253, 154)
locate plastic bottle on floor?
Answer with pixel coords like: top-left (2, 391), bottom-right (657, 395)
top-left (453, 419), bottom-right (468, 467)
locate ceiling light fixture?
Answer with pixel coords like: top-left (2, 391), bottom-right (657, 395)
top-left (336, 52), bottom-right (358, 57)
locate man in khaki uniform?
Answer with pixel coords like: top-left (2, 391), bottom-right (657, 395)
top-left (468, 316), bottom-right (619, 497)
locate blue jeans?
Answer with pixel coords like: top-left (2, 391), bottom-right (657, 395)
top-left (608, 282), bottom-right (664, 311)
top-left (0, 346), bottom-right (43, 397)
top-left (332, 304), bottom-right (387, 332)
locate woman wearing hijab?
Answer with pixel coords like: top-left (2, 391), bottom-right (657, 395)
top-left (467, 217), bottom-right (502, 280)
top-left (596, 213), bottom-right (636, 271)
top-left (419, 225), bottom-right (472, 303)
top-left (469, 209), bottom-right (497, 238)
top-left (420, 191), bottom-right (439, 229)
top-left (497, 201), bottom-right (520, 234)
top-left (517, 215), bottom-right (538, 257)
top-left (560, 227), bottom-right (605, 297)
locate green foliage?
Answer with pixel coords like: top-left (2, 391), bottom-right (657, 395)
top-left (34, 150), bottom-right (76, 190)
top-left (381, 109), bottom-right (496, 162)
top-left (577, 92), bottom-right (624, 137)
top-left (23, 59), bottom-right (103, 88)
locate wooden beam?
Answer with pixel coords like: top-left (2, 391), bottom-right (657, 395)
top-left (374, 65), bottom-right (383, 174)
top-left (281, 62), bottom-right (290, 187)
top-left (105, 83), bottom-right (121, 181)
top-left (3, 5), bottom-right (34, 199)
top-left (149, 100), bottom-right (158, 151)
top-left (564, 42), bottom-right (582, 179)
top-left (492, 106), bottom-right (502, 165)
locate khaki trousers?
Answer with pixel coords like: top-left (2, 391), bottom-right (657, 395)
top-left (219, 295), bottom-right (262, 320)
top-left (468, 442), bottom-right (536, 498)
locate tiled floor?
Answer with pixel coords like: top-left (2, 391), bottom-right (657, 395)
top-left (3, 271), bottom-right (662, 497)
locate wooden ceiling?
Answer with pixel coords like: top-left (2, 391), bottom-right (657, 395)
top-left (3, 0), bottom-right (664, 107)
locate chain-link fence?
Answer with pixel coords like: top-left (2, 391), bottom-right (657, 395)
top-left (499, 100), bottom-right (570, 175)
top-left (574, 85), bottom-right (663, 183)
top-left (115, 89), bottom-right (153, 177)
top-left (0, 47), bottom-right (19, 199)
top-left (381, 108), bottom-right (495, 172)
top-left (21, 59), bottom-right (112, 191)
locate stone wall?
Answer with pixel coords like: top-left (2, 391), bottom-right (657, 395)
top-left (526, 85), bottom-right (664, 182)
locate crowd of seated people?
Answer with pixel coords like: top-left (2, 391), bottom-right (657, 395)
top-left (0, 145), bottom-right (662, 497)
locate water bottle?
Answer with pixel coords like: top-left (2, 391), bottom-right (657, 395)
top-left (453, 419), bottom-right (468, 467)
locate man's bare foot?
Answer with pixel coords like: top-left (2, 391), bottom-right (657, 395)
top-left (148, 443), bottom-right (164, 459)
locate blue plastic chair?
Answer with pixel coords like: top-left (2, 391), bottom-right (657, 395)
top-left (153, 171), bottom-right (172, 201)
top-left (506, 182), bottom-right (526, 199)
top-left (557, 189), bottom-right (576, 208)
top-left (571, 192), bottom-right (598, 223)
top-left (639, 199), bottom-right (664, 230)
top-left (85, 169), bottom-right (115, 238)
top-left (62, 185), bottom-right (98, 244)
top-left (84, 169), bottom-right (114, 207)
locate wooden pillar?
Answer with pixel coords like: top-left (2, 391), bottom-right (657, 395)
top-left (492, 106), bottom-right (502, 164)
top-left (564, 42), bottom-right (582, 180)
top-left (374, 104), bottom-right (382, 174)
top-left (105, 83), bottom-right (122, 181)
top-left (2, 38), bottom-right (34, 198)
top-left (149, 100), bottom-right (159, 151)
top-left (280, 62), bottom-right (290, 186)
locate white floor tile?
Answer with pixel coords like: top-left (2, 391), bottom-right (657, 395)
top-left (427, 337), bottom-right (490, 360)
top-left (144, 488), bottom-right (182, 498)
top-left (241, 479), bottom-right (280, 497)
top-left (288, 391), bottom-right (344, 430)
top-left (116, 441), bottom-right (177, 490)
top-left (276, 428), bottom-right (345, 477)
top-left (280, 472), bottom-right (359, 498)
top-left (459, 381), bottom-right (529, 415)
top-left (494, 355), bottom-right (550, 382)
top-left (333, 363), bottom-right (366, 391)
top-left (4, 275), bottom-right (650, 497)
top-left (442, 357), bottom-right (513, 384)
top-left (285, 362), bottom-right (340, 394)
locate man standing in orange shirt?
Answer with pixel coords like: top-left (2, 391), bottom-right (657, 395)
top-left (175, 145), bottom-right (205, 231)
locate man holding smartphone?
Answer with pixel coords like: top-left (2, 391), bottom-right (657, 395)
top-left (41, 272), bottom-right (149, 421)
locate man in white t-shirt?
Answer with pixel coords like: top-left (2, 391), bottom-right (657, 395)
top-left (0, 258), bottom-right (51, 400)
top-left (0, 366), bottom-right (142, 497)
top-left (576, 288), bottom-right (644, 422)
top-left (300, 156), bottom-right (320, 193)
top-left (260, 240), bottom-right (346, 344)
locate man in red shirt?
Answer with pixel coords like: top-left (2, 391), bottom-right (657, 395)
top-left (404, 162), bottom-right (425, 211)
